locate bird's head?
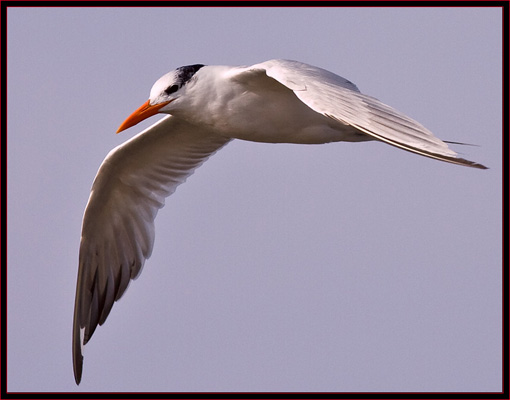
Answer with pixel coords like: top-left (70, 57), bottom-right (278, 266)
top-left (116, 64), bottom-right (205, 133)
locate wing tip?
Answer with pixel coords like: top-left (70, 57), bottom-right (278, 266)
top-left (456, 158), bottom-right (488, 170)
top-left (344, 119), bottom-right (488, 170)
top-left (72, 312), bottom-right (85, 385)
top-left (72, 333), bottom-right (83, 385)
top-left (73, 363), bottom-right (82, 385)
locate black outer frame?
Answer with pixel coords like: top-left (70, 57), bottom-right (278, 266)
top-left (0, 1), bottom-right (507, 399)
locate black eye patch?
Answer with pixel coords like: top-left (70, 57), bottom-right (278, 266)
top-left (164, 85), bottom-right (179, 95)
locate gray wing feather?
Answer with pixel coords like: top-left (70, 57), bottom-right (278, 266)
top-left (254, 59), bottom-right (486, 169)
top-left (73, 116), bottom-right (230, 384)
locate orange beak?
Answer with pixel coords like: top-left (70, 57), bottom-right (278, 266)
top-left (116, 99), bottom-right (172, 133)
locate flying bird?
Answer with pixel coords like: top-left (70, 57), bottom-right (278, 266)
top-left (72, 59), bottom-right (486, 384)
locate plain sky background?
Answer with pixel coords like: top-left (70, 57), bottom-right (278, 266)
top-left (6, 6), bottom-right (502, 393)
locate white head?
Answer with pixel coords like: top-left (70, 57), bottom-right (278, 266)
top-left (117, 64), bottom-right (205, 133)
top-left (149, 64), bottom-right (205, 107)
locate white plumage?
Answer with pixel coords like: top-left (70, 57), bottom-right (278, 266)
top-left (73, 59), bottom-right (486, 384)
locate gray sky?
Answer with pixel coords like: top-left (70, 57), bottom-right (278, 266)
top-left (7, 7), bottom-right (502, 393)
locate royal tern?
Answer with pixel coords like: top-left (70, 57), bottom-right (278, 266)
top-left (72, 59), bottom-right (486, 384)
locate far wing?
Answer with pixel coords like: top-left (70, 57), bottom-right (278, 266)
top-left (73, 116), bottom-right (231, 384)
top-left (248, 59), bottom-right (486, 169)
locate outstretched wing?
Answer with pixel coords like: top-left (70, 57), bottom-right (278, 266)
top-left (246, 59), bottom-right (486, 169)
top-left (73, 116), bottom-right (231, 384)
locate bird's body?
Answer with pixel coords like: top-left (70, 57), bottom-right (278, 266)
top-left (73, 59), bottom-right (486, 384)
top-left (152, 62), bottom-right (366, 144)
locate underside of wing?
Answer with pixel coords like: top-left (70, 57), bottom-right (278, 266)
top-left (248, 59), bottom-right (487, 169)
top-left (73, 116), bottom-right (231, 383)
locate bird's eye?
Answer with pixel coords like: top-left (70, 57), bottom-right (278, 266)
top-left (164, 85), bottom-right (179, 95)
